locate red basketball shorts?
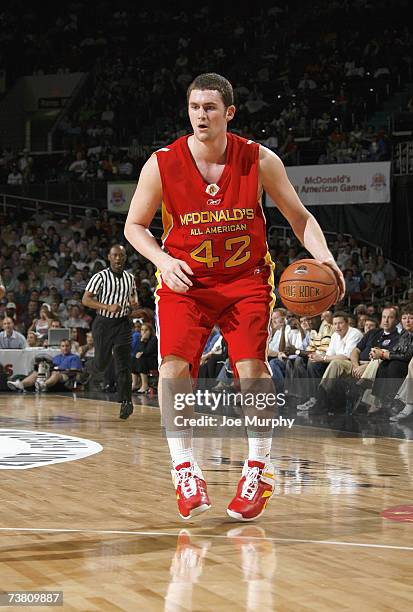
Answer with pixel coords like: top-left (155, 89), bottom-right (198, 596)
top-left (155, 264), bottom-right (275, 378)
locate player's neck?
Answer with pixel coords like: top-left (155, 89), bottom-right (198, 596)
top-left (188, 132), bottom-right (228, 164)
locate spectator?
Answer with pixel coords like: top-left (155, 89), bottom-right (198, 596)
top-left (66, 305), bottom-right (90, 329)
top-left (69, 328), bottom-right (81, 354)
top-left (0, 317), bottom-right (27, 349)
top-left (319, 307), bottom-right (399, 411)
top-left (270, 314), bottom-right (309, 391)
top-left (297, 312), bottom-right (363, 412)
top-left (364, 317), bottom-right (379, 333)
top-left (26, 330), bottom-right (39, 347)
top-left (79, 332), bottom-right (95, 359)
top-left (368, 304), bottom-right (413, 415)
top-left (7, 339), bottom-right (83, 392)
top-left (7, 167), bottom-right (23, 185)
top-left (197, 326), bottom-right (225, 389)
top-left (28, 304), bottom-right (55, 338)
top-left (131, 323), bottom-right (158, 393)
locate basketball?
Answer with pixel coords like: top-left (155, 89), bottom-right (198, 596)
top-left (278, 259), bottom-right (339, 316)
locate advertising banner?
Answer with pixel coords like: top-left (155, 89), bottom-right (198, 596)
top-left (266, 162), bottom-right (391, 206)
top-left (107, 182), bottom-right (135, 213)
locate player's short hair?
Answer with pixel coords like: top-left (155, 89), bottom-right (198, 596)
top-left (187, 73), bottom-right (234, 108)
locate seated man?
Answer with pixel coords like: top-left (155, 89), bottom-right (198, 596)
top-left (269, 313), bottom-right (307, 391)
top-left (363, 317), bottom-right (379, 334)
top-left (0, 317), bottom-right (27, 349)
top-left (322, 307), bottom-right (399, 413)
top-left (268, 308), bottom-right (289, 389)
top-left (351, 306), bottom-right (399, 381)
top-left (7, 339), bottom-right (83, 392)
top-left (284, 314), bottom-right (333, 403)
top-left (369, 304), bottom-right (413, 416)
top-left (297, 311), bottom-right (363, 412)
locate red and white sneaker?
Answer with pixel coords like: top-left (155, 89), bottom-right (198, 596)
top-left (227, 460), bottom-right (275, 521)
top-left (171, 462), bottom-right (211, 520)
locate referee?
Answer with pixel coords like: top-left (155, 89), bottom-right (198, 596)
top-left (82, 244), bottom-right (138, 420)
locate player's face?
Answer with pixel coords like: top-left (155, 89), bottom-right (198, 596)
top-left (188, 89), bottom-right (235, 142)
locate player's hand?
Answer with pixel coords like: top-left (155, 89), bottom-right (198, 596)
top-left (160, 256), bottom-right (194, 293)
top-left (107, 303), bottom-right (122, 314)
top-left (320, 257), bottom-right (345, 302)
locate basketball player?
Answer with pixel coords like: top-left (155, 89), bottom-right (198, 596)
top-left (125, 73), bottom-right (344, 520)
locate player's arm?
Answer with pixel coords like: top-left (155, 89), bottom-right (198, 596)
top-left (124, 155), bottom-right (193, 293)
top-left (0, 272), bottom-right (5, 300)
top-left (259, 146), bottom-right (345, 300)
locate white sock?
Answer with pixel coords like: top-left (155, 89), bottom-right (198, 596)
top-left (247, 431), bottom-right (272, 464)
top-left (166, 429), bottom-right (194, 467)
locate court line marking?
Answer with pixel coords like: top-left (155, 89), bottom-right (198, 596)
top-left (0, 527), bottom-right (412, 551)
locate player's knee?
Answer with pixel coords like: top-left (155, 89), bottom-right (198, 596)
top-left (160, 356), bottom-right (191, 378)
top-left (236, 359), bottom-right (269, 379)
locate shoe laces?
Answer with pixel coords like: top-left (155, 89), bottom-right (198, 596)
top-left (176, 466), bottom-right (199, 499)
top-left (241, 466), bottom-right (262, 500)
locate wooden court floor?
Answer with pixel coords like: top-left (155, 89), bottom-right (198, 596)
top-left (1, 393), bottom-right (413, 611)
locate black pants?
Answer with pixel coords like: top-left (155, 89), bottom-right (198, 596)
top-left (89, 315), bottom-right (132, 402)
top-left (132, 355), bottom-right (157, 375)
top-left (372, 359), bottom-right (409, 404)
top-left (198, 354), bottom-right (226, 390)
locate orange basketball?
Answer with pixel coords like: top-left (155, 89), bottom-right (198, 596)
top-left (278, 259), bottom-right (339, 316)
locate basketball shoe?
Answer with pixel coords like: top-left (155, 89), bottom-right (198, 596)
top-left (171, 462), bottom-right (211, 520)
top-left (227, 460), bottom-right (275, 521)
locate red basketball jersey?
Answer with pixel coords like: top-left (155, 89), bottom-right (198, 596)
top-left (155, 132), bottom-right (270, 278)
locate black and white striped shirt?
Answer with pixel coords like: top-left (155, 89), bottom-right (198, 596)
top-left (85, 268), bottom-right (137, 318)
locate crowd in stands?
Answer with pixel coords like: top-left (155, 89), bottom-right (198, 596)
top-left (0, 206), bottom-right (158, 391)
top-left (200, 304), bottom-right (413, 423)
top-left (1, 1), bottom-right (412, 186)
top-left (1, 204), bottom-right (412, 413)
